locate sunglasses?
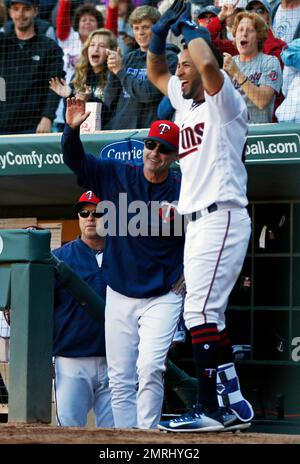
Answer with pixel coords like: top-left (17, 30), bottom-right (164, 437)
top-left (248, 7), bottom-right (266, 14)
top-left (144, 139), bottom-right (174, 155)
top-left (78, 209), bottom-right (103, 218)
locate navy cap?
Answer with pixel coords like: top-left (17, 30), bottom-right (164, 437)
top-left (9, 0), bottom-right (38, 6)
top-left (198, 5), bottom-right (220, 18)
top-left (246, 0), bottom-right (272, 16)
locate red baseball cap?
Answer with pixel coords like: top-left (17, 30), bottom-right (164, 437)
top-left (73, 190), bottom-right (100, 213)
top-left (146, 120), bottom-right (179, 152)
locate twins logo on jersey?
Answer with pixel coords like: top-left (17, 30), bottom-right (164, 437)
top-left (268, 70), bottom-right (278, 81)
top-left (179, 122), bottom-right (205, 159)
top-left (159, 201), bottom-right (177, 223)
top-left (152, 201), bottom-right (183, 236)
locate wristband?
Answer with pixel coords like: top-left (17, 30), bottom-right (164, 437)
top-left (148, 32), bottom-right (166, 55)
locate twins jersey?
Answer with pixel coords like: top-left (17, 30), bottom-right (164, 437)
top-left (233, 53), bottom-right (282, 123)
top-left (168, 70), bottom-right (249, 215)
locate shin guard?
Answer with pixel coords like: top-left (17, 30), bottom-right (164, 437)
top-left (216, 363), bottom-right (254, 422)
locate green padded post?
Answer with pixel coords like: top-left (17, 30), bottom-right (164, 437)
top-left (0, 229), bottom-right (52, 263)
top-left (0, 229), bottom-right (54, 423)
top-left (8, 263), bottom-right (54, 423)
top-left (0, 229), bottom-right (104, 423)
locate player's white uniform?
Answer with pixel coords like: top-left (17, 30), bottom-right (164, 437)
top-left (168, 71), bottom-right (251, 331)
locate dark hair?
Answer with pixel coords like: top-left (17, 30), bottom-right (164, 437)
top-left (73, 3), bottom-right (104, 32)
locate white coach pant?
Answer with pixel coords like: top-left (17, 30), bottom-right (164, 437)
top-left (184, 206), bottom-right (251, 331)
top-left (105, 287), bottom-right (183, 429)
top-left (54, 356), bottom-right (114, 427)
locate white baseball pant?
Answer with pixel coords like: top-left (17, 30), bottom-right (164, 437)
top-left (183, 206), bottom-right (251, 331)
top-left (54, 356), bottom-right (114, 427)
top-left (105, 286), bottom-right (183, 429)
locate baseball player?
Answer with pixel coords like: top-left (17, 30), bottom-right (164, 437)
top-left (53, 191), bottom-right (113, 427)
top-left (61, 102), bottom-right (185, 429)
top-left (147, 0), bottom-right (253, 431)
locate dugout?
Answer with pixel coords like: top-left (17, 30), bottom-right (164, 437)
top-left (1, 123), bottom-right (300, 433)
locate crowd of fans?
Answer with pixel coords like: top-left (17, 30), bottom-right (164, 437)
top-left (0, 0), bottom-right (300, 134)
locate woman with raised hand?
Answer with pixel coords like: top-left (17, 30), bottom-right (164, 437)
top-left (50, 28), bottom-right (117, 130)
top-left (53, 1), bottom-right (104, 131)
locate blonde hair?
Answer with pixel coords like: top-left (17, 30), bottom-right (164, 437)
top-left (73, 29), bottom-right (117, 93)
top-left (231, 12), bottom-right (269, 52)
top-left (129, 5), bottom-right (160, 26)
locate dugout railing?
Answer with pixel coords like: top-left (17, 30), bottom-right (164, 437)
top-left (0, 123), bottom-right (300, 432)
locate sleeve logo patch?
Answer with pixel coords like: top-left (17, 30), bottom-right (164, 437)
top-left (269, 70), bottom-right (278, 81)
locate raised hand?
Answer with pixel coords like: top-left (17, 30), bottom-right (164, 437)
top-left (36, 116), bottom-right (52, 134)
top-left (66, 97), bottom-right (91, 129)
top-left (49, 77), bottom-right (72, 98)
top-left (218, 0), bottom-right (240, 23)
top-left (152, 0), bottom-right (186, 38)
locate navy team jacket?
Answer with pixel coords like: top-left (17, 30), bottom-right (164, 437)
top-left (53, 238), bottom-right (106, 357)
top-left (62, 125), bottom-right (184, 299)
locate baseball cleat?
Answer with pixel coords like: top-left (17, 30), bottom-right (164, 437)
top-left (221, 408), bottom-right (252, 432)
top-left (158, 404), bottom-right (224, 432)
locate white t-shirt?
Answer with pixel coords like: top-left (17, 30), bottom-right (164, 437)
top-left (55, 29), bottom-right (82, 124)
top-left (168, 71), bottom-right (249, 215)
top-left (58, 29), bottom-right (82, 84)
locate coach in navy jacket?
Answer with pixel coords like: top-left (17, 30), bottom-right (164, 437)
top-left (52, 191), bottom-right (113, 428)
top-left (62, 98), bottom-right (185, 430)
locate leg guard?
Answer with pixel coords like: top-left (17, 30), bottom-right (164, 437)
top-left (216, 363), bottom-right (254, 422)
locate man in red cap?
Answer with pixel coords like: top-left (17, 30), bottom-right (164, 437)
top-left (61, 97), bottom-right (185, 429)
top-left (52, 190), bottom-right (114, 427)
